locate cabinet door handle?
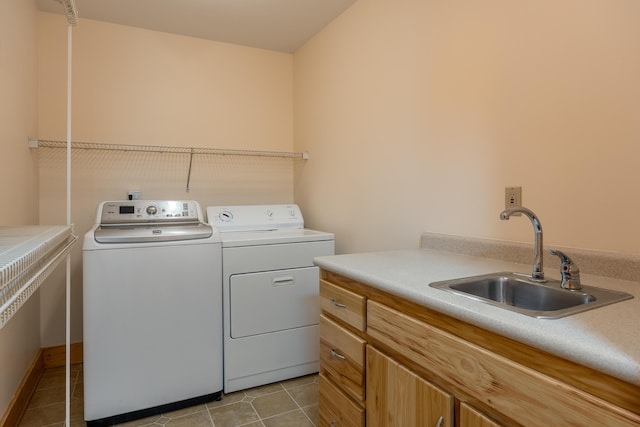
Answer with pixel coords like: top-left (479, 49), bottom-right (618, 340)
top-left (330, 420), bottom-right (336, 427)
top-left (435, 415), bottom-right (444, 427)
top-left (330, 348), bottom-right (346, 360)
top-left (331, 298), bottom-right (346, 308)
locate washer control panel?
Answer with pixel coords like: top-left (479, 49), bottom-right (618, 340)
top-left (99, 200), bottom-right (201, 224)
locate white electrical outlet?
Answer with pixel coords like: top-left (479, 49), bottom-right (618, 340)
top-left (505, 187), bottom-right (522, 213)
top-left (127, 191), bottom-right (141, 200)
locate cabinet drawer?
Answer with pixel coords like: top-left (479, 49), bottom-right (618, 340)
top-left (367, 300), bottom-right (640, 427)
top-left (320, 280), bottom-right (366, 331)
top-left (319, 374), bottom-right (365, 427)
top-left (320, 314), bottom-right (366, 402)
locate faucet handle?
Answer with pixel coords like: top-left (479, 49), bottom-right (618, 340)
top-left (549, 250), bottom-right (582, 290)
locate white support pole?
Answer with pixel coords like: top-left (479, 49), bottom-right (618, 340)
top-left (65, 23), bottom-right (73, 427)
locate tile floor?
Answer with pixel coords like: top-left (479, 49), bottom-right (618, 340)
top-left (18, 364), bottom-right (319, 427)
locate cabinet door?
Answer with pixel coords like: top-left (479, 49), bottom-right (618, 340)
top-left (459, 402), bottom-right (503, 427)
top-left (367, 346), bottom-right (453, 427)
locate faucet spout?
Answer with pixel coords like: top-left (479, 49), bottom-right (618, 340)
top-left (500, 207), bottom-right (545, 282)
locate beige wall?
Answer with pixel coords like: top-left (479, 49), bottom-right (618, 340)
top-left (294, 0), bottom-right (640, 256)
top-left (0, 0), bottom-right (41, 417)
top-left (37, 13), bottom-right (297, 346)
top-left (38, 14), bottom-right (294, 151)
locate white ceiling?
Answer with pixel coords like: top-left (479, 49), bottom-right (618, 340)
top-left (36, 0), bottom-right (357, 53)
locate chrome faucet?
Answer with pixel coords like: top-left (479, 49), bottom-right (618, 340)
top-left (549, 249), bottom-right (582, 290)
top-left (500, 207), bottom-right (545, 282)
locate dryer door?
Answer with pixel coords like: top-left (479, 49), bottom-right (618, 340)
top-left (229, 267), bottom-right (319, 338)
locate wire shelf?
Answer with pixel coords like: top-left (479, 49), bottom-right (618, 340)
top-left (33, 139), bottom-right (308, 159)
top-left (31, 138), bottom-right (308, 192)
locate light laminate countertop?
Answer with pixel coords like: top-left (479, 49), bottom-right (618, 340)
top-left (314, 248), bottom-right (640, 386)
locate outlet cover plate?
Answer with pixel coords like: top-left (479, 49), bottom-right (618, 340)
top-left (505, 186), bottom-right (522, 213)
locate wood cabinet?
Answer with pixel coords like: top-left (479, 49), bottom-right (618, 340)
top-left (319, 277), bottom-right (367, 427)
top-left (368, 300), bottom-right (640, 426)
top-left (320, 278), bottom-right (366, 331)
top-left (318, 269), bottom-right (640, 427)
top-left (459, 403), bottom-right (501, 427)
top-left (319, 373), bottom-right (365, 427)
top-left (320, 314), bottom-right (366, 402)
top-left (367, 346), bottom-right (453, 427)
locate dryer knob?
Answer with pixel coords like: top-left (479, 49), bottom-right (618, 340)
top-left (146, 205), bottom-right (158, 215)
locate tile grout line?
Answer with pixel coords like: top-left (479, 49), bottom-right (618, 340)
top-left (206, 400), bottom-right (217, 427)
top-left (258, 408), bottom-right (307, 425)
top-left (281, 379), bottom-right (317, 427)
top-left (239, 377), bottom-right (317, 426)
top-left (243, 389), bottom-right (264, 427)
top-left (246, 401), bottom-right (267, 427)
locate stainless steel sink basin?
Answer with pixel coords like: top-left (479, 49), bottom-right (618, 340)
top-left (429, 272), bottom-right (633, 319)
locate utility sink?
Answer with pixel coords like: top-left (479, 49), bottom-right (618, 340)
top-left (429, 272), bottom-right (633, 319)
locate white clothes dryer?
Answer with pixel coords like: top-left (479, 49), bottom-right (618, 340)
top-left (83, 200), bottom-right (223, 426)
top-left (206, 204), bottom-right (334, 393)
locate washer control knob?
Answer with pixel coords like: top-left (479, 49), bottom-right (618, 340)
top-left (146, 205), bottom-right (158, 215)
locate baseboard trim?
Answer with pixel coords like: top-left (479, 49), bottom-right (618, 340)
top-left (0, 349), bottom-right (44, 427)
top-left (0, 343), bottom-right (83, 427)
top-left (43, 342), bottom-right (84, 369)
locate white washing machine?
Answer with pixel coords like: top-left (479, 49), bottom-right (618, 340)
top-left (83, 200), bottom-right (223, 426)
top-left (206, 204), bottom-right (334, 393)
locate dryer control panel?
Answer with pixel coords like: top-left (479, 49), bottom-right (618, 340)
top-left (207, 204), bottom-right (304, 232)
top-left (98, 200), bottom-right (201, 225)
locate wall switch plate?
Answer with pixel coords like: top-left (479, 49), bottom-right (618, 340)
top-left (505, 186), bottom-right (522, 213)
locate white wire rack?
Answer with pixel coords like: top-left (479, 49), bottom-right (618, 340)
top-left (0, 226), bottom-right (77, 330)
top-left (31, 138), bottom-right (309, 192)
top-left (31, 139), bottom-right (309, 159)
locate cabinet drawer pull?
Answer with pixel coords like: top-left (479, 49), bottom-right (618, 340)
top-left (331, 298), bottom-right (346, 308)
top-left (435, 415), bottom-right (444, 427)
top-left (330, 348), bottom-right (347, 360)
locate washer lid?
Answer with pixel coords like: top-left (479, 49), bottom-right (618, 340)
top-left (207, 205), bottom-right (304, 232)
top-left (94, 223), bottom-right (213, 243)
